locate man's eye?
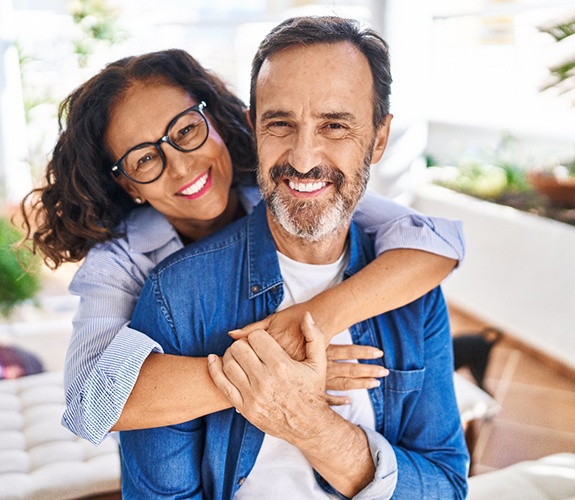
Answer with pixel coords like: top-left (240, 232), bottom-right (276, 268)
top-left (323, 123), bottom-right (348, 138)
top-left (267, 121), bottom-right (292, 136)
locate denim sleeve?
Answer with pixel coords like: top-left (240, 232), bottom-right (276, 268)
top-left (353, 190), bottom-right (465, 263)
top-left (119, 275), bottom-right (205, 498)
top-left (120, 419), bottom-right (204, 499)
top-left (390, 290), bottom-right (470, 499)
top-left (63, 253), bottom-right (163, 445)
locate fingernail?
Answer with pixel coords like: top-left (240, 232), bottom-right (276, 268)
top-left (228, 329), bottom-right (241, 336)
top-left (368, 380), bottom-right (381, 388)
top-left (378, 368), bottom-right (389, 377)
top-left (371, 349), bottom-right (384, 357)
top-left (306, 311), bottom-right (315, 325)
top-left (207, 354), bottom-right (216, 364)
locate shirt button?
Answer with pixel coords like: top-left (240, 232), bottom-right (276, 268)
top-left (238, 477), bottom-right (246, 486)
top-left (251, 285), bottom-right (260, 293)
top-left (271, 285), bottom-right (279, 292)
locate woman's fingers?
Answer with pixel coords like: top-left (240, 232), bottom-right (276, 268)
top-left (325, 354), bottom-right (388, 391)
top-left (328, 360), bottom-right (388, 379)
top-left (326, 343), bottom-right (383, 361)
top-left (325, 394), bottom-right (351, 406)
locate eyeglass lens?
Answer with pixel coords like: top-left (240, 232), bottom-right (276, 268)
top-left (122, 108), bottom-right (208, 183)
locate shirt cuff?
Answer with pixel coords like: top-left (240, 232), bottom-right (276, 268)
top-left (353, 425), bottom-right (398, 499)
top-left (372, 215), bottom-right (465, 264)
top-left (62, 326), bottom-right (163, 445)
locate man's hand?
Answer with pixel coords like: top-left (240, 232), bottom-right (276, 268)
top-left (208, 312), bottom-right (330, 442)
top-left (208, 313), bottom-right (375, 497)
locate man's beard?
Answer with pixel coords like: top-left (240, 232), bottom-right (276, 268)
top-left (258, 150), bottom-right (373, 242)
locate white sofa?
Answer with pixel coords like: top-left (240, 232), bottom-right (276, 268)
top-left (468, 453), bottom-right (575, 499)
top-left (0, 372), bottom-right (120, 500)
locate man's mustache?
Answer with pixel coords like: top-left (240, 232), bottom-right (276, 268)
top-left (269, 163), bottom-right (345, 188)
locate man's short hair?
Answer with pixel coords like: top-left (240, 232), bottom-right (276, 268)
top-left (249, 16), bottom-right (392, 130)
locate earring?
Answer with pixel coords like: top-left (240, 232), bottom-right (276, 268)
top-left (134, 197), bottom-right (144, 204)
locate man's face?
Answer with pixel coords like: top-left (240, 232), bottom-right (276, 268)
top-left (254, 41), bottom-right (390, 241)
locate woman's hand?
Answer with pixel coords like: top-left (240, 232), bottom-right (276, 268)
top-left (229, 303), bottom-right (313, 360)
top-left (325, 344), bottom-right (388, 406)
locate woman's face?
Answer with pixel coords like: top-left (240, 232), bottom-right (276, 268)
top-left (105, 81), bottom-right (235, 236)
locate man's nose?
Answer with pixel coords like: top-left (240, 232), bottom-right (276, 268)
top-left (288, 128), bottom-right (324, 174)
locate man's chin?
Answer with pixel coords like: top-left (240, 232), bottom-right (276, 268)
top-left (270, 199), bottom-right (348, 241)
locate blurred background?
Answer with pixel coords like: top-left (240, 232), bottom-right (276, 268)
top-left (1, 0), bottom-right (575, 498)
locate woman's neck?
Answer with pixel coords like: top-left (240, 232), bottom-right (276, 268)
top-left (171, 189), bottom-right (244, 245)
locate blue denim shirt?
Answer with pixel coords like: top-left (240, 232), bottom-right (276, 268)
top-left (121, 202), bottom-right (469, 499)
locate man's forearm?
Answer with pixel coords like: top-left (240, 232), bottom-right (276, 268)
top-left (289, 408), bottom-right (375, 498)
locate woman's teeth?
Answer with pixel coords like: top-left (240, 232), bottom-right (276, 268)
top-left (288, 180), bottom-right (327, 193)
top-left (181, 171), bottom-right (209, 195)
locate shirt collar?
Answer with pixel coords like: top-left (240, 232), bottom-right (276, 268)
top-left (246, 201), bottom-right (371, 299)
top-left (124, 205), bottom-right (181, 254)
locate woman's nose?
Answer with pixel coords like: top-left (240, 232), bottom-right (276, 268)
top-left (163, 145), bottom-right (195, 178)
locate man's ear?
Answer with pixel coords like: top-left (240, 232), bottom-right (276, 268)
top-left (245, 109), bottom-right (254, 131)
top-left (370, 114), bottom-right (393, 164)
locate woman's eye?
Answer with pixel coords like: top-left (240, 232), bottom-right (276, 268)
top-left (137, 154), bottom-right (153, 166)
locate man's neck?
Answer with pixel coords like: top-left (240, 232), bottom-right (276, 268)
top-left (266, 210), bottom-right (350, 265)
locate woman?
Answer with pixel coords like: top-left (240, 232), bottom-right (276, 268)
top-left (20, 49), bottom-right (464, 446)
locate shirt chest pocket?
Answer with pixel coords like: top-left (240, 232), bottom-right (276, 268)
top-left (383, 367), bottom-right (425, 443)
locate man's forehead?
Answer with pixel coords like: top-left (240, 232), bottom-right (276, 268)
top-left (255, 42), bottom-right (373, 119)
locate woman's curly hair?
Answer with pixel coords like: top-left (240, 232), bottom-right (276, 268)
top-left (20, 49), bottom-right (257, 269)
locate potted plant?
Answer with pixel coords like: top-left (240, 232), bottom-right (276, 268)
top-left (528, 15), bottom-right (575, 208)
top-left (0, 216), bottom-right (41, 318)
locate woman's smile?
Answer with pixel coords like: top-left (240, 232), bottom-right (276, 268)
top-left (178, 168), bottom-right (213, 199)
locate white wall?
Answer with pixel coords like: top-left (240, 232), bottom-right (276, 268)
top-left (414, 183), bottom-right (575, 371)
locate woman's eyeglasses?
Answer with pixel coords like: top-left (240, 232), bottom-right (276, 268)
top-left (111, 101), bottom-right (209, 184)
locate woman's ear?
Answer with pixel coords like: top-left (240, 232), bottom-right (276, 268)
top-left (370, 114), bottom-right (393, 164)
top-left (115, 175), bottom-right (144, 204)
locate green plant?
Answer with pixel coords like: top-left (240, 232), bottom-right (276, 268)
top-left (69, 0), bottom-right (127, 67)
top-left (0, 217), bottom-right (41, 317)
top-left (539, 15), bottom-right (575, 100)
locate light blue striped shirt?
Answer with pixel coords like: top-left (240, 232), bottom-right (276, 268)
top-left (62, 186), bottom-right (464, 445)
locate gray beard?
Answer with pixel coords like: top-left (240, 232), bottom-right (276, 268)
top-left (259, 152), bottom-right (372, 242)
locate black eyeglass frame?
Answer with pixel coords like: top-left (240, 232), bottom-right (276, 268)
top-left (110, 101), bottom-right (209, 184)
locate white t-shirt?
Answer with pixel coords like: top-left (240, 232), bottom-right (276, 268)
top-left (235, 248), bottom-right (375, 499)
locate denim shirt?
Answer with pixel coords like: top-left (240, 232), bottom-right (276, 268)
top-left (120, 202), bottom-right (469, 499)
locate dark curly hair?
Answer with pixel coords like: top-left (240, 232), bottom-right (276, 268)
top-left (20, 49), bottom-right (257, 269)
top-left (250, 16), bottom-right (392, 130)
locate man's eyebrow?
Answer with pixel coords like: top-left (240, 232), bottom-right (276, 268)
top-left (260, 110), bottom-right (294, 121)
top-left (260, 110), bottom-right (357, 121)
top-left (319, 111), bottom-right (356, 121)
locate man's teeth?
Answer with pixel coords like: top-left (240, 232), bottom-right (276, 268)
top-left (288, 180), bottom-right (327, 193)
top-left (181, 172), bottom-right (209, 195)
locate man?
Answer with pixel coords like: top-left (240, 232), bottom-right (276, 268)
top-left (121, 16), bottom-right (469, 499)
